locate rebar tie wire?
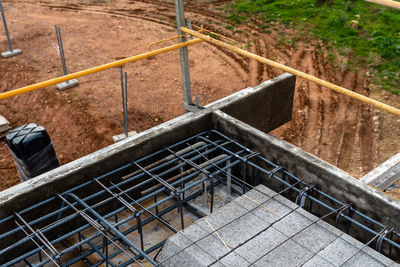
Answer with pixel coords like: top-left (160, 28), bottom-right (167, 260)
top-left (339, 225), bottom-right (394, 267)
top-left (295, 185), bottom-right (316, 208)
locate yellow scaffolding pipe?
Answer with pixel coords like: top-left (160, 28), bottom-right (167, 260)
top-left (365, 0), bottom-right (400, 9)
top-left (181, 27), bottom-right (400, 117)
top-left (0, 38), bottom-right (203, 100)
top-left (148, 34), bottom-right (189, 51)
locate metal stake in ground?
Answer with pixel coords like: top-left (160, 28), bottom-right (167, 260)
top-left (120, 67), bottom-right (129, 138)
top-left (54, 25), bottom-right (78, 90)
top-left (0, 0), bottom-right (21, 58)
top-left (112, 68), bottom-right (136, 143)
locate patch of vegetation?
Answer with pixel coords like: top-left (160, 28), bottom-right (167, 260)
top-left (226, 0), bottom-right (400, 94)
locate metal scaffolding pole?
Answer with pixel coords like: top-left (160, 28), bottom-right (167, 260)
top-left (54, 25), bottom-right (79, 90)
top-left (0, 0), bottom-right (21, 58)
top-left (174, 0), bottom-right (194, 111)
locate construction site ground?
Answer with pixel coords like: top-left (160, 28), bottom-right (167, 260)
top-left (0, 0), bottom-right (399, 201)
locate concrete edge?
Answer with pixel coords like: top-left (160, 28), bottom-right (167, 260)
top-left (205, 73), bottom-right (293, 110)
top-left (0, 74), bottom-right (296, 206)
top-left (0, 108), bottom-right (212, 206)
top-left (360, 153), bottom-right (400, 189)
top-left (211, 109), bottom-right (400, 225)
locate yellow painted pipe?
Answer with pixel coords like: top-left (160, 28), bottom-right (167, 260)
top-left (0, 38), bottom-right (203, 100)
top-left (181, 27), bottom-right (400, 117)
top-left (148, 34), bottom-right (188, 51)
top-left (365, 0), bottom-right (400, 9)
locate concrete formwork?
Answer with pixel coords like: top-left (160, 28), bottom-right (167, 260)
top-left (0, 73), bottom-right (399, 264)
top-left (0, 73), bottom-right (295, 217)
top-left (211, 109), bottom-right (400, 231)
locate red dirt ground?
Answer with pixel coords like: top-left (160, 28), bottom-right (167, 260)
top-left (0, 0), bottom-right (399, 200)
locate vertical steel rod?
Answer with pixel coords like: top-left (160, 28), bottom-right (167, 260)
top-left (209, 175), bottom-right (214, 213)
top-left (120, 68), bottom-right (129, 137)
top-left (195, 94), bottom-right (199, 107)
top-left (242, 161), bottom-right (247, 194)
top-left (226, 160), bottom-right (232, 196)
top-left (177, 192), bottom-right (185, 230)
top-left (58, 27), bottom-right (68, 76)
top-left (202, 174), bottom-right (207, 208)
top-left (103, 234), bottom-right (109, 267)
top-left (0, 0), bottom-right (12, 52)
top-left (124, 71), bottom-right (129, 137)
top-left (174, 0), bottom-right (193, 109)
top-left (136, 214), bottom-right (144, 253)
top-left (154, 194), bottom-right (159, 214)
top-left (55, 25), bottom-right (68, 77)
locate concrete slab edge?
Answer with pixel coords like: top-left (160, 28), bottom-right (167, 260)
top-left (211, 109), bottom-right (400, 228)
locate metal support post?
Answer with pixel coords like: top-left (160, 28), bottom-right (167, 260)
top-left (207, 174), bottom-right (215, 214)
top-left (55, 25), bottom-right (68, 76)
top-left (174, 0), bottom-right (194, 111)
top-left (120, 67), bottom-right (129, 138)
top-left (176, 191), bottom-right (185, 230)
top-left (54, 25), bottom-right (78, 90)
top-left (226, 160), bottom-right (232, 197)
top-left (195, 94), bottom-right (200, 107)
top-left (201, 174), bottom-right (207, 208)
top-left (0, 0), bottom-right (21, 58)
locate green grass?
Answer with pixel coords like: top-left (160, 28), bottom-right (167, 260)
top-left (226, 0), bottom-right (400, 94)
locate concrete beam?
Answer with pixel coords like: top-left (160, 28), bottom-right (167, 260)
top-left (0, 75), bottom-right (296, 217)
top-left (2, 74), bottom-right (399, 241)
top-left (207, 73), bottom-right (295, 133)
top-left (211, 110), bottom-right (400, 231)
top-left (360, 153), bottom-right (400, 191)
top-left (0, 109), bottom-right (213, 217)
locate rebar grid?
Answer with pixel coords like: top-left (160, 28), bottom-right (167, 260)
top-left (0, 130), bottom-right (399, 266)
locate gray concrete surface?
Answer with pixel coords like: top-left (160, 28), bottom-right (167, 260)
top-left (207, 73), bottom-right (295, 133)
top-left (158, 185), bottom-right (396, 267)
top-left (112, 131), bottom-right (137, 143)
top-left (56, 79), bottom-right (79, 90)
top-left (212, 109), bottom-right (400, 234)
top-left (1, 49), bottom-right (22, 58)
top-left (361, 153), bottom-right (400, 190)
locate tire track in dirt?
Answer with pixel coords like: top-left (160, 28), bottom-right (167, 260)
top-left (248, 39), bottom-right (260, 86)
top-left (359, 78), bottom-right (378, 174)
top-left (312, 52), bottom-right (336, 160)
top-left (255, 39), bottom-right (265, 85)
top-left (298, 51), bottom-right (323, 155)
top-left (15, 0), bottom-right (252, 76)
top-left (6, 0), bottom-right (381, 179)
top-left (335, 72), bottom-right (360, 170)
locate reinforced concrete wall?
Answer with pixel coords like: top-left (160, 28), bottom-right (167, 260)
top-left (212, 110), bottom-right (400, 231)
top-left (206, 73), bottom-right (295, 133)
top-left (1, 73), bottom-right (399, 254)
top-left (0, 74), bottom-right (295, 218)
